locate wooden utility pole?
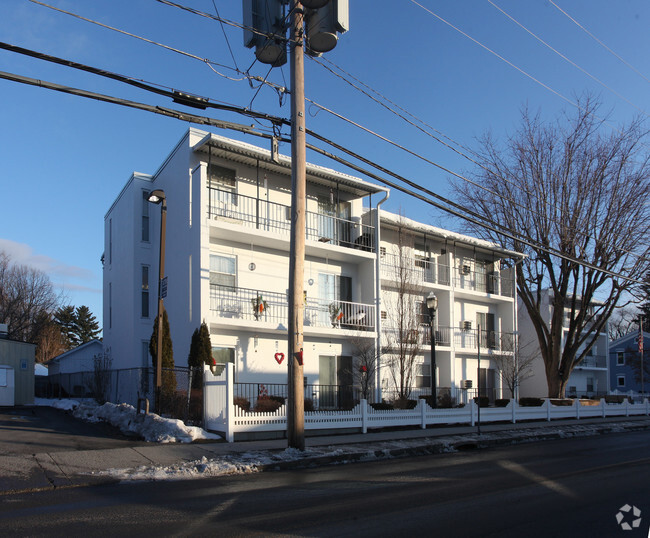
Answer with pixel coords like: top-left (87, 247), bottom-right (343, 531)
top-left (287, 0), bottom-right (306, 450)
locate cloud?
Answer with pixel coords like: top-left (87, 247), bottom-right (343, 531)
top-left (0, 238), bottom-right (95, 283)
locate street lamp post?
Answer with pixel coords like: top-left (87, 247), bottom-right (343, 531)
top-left (148, 189), bottom-right (166, 413)
top-left (426, 292), bottom-right (438, 408)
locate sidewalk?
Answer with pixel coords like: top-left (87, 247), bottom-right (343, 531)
top-left (2, 415), bottom-right (649, 495)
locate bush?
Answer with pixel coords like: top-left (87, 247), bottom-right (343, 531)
top-left (233, 396), bottom-right (250, 412)
top-left (473, 396), bottom-right (490, 408)
top-left (370, 402), bottom-right (394, 410)
top-left (269, 395), bottom-right (286, 405)
top-left (304, 398), bottom-right (314, 412)
top-left (393, 398), bottom-right (418, 409)
top-left (519, 397), bottom-right (544, 407)
top-left (605, 395), bottom-right (625, 404)
top-left (253, 398), bottom-right (283, 413)
top-left (495, 398), bottom-right (510, 407)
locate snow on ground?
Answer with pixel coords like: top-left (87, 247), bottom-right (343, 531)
top-left (35, 398), bottom-right (220, 443)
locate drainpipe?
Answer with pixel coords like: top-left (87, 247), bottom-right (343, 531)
top-left (374, 189), bottom-right (389, 403)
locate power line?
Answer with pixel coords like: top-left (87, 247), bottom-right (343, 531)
top-left (548, 0), bottom-right (650, 86)
top-left (488, 0), bottom-right (648, 116)
top-left (1, 68), bottom-right (647, 282)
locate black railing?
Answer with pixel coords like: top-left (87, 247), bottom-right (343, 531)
top-left (208, 187), bottom-right (375, 252)
top-left (234, 382), bottom-right (365, 410)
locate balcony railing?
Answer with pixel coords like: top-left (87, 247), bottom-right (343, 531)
top-left (574, 355), bottom-right (607, 368)
top-left (454, 267), bottom-right (514, 297)
top-left (208, 187), bottom-right (375, 252)
top-left (382, 325), bottom-right (514, 352)
top-left (380, 254), bottom-right (450, 286)
top-left (210, 284), bottom-right (376, 331)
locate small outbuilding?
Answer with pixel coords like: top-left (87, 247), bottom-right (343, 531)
top-left (0, 324), bottom-right (36, 406)
top-left (48, 339), bottom-right (103, 398)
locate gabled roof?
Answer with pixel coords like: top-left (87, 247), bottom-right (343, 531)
top-left (610, 330), bottom-right (647, 350)
top-left (49, 339), bottom-right (103, 364)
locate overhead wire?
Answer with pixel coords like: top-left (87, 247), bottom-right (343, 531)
top-left (548, 0), bottom-right (650, 86)
top-left (0, 67), bottom-right (647, 283)
top-left (488, 0), bottom-right (648, 116)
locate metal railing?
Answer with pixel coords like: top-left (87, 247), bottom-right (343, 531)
top-left (573, 355), bottom-right (607, 368)
top-left (382, 325), bottom-right (514, 351)
top-left (380, 254), bottom-right (450, 286)
top-left (453, 327), bottom-right (515, 352)
top-left (210, 284), bottom-right (376, 331)
top-left (208, 187), bottom-right (375, 252)
top-left (454, 267), bottom-right (514, 297)
top-left (383, 325), bottom-right (452, 347)
top-left (234, 382), bottom-right (366, 410)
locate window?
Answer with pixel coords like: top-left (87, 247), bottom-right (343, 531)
top-left (210, 254), bottom-right (236, 287)
top-left (141, 265), bottom-right (150, 318)
top-left (617, 375), bottom-right (625, 388)
top-left (212, 347), bottom-right (236, 378)
top-left (108, 282), bottom-right (112, 329)
top-left (380, 246), bottom-right (386, 258)
top-left (142, 341), bottom-right (149, 368)
top-left (617, 352), bottom-right (625, 366)
top-left (416, 363), bottom-right (431, 388)
top-left (208, 164), bottom-right (237, 204)
top-left (142, 191), bottom-right (150, 242)
top-left (586, 377), bottom-right (594, 392)
top-left (108, 219), bottom-right (112, 265)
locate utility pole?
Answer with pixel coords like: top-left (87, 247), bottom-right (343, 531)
top-left (287, 0), bottom-right (306, 450)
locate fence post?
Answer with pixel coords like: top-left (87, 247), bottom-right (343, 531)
top-left (361, 399), bottom-right (367, 434)
top-left (646, 398), bottom-right (649, 416)
top-left (625, 397), bottom-right (629, 417)
top-left (576, 398), bottom-right (580, 420)
top-left (226, 363), bottom-right (234, 442)
top-left (545, 399), bottom-right (551, 421)
top-left (511, 400), bottom-right (516, 424)
top-left (420, 398), bottom-right (426, 429)
top-left (601, 398), bottom-right (606, 418)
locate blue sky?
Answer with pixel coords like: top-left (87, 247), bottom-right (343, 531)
top-left (1, 0), bottom-right (649, 330)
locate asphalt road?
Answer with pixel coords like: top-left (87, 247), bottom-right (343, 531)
top-left (0, 406), bottom-right (148, 455)
top-left (1, 429), bottom-right (648, 537)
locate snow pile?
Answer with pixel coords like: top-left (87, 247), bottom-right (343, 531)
top-left (36, 398), bottom-right (220, 443)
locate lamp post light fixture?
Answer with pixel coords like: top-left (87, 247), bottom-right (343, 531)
top-left (148, 189), bottom-right (167, 413)
top-left (426, 292), bottom-right (438, 408)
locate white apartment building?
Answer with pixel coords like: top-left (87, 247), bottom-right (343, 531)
top-left (103, 128), bottom-right (521, 404)
top-left (371, 211), bottom-right (520, 403)
top-left (519, 289), bottom-right (610, 398)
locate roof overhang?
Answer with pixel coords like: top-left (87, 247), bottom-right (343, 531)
top-left (193, 131), bottom-right (388, 198)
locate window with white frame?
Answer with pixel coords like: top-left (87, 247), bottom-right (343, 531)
top-left (208, 164), bottom-right (237, 206)
top-left (617, 375), bottom-right (625, 388)
top-left (141, 190), bottom-right (150, 242)
top-left (141, 265), bottom-right (150, 318)
top-left (617, 351), bottom-right (625, 366)
top-left (210, 254), bottom-right (236, 288)
top-left (415, 363), bottom-right (431, 388)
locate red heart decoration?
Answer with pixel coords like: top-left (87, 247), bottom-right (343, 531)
top-left (274, 352), bottom-right (285, 364)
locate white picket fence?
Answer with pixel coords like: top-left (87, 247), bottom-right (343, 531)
top-left (203, 365), bottom-right (650, 442)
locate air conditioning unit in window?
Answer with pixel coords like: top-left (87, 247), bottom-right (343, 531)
top-left (460, 379), bottom-right (473, 389)
top-left (461, 264), bottom-right (471, 275)
top-left (462, 320), bottom-right (472, 331)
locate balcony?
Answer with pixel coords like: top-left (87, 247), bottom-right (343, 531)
top-left (380, 254), bottom-right (450, 286)
top-left (454, 267), bottom-right (514, 297)
top-left (382, 325), bottom-right (513, 352)
top-left (210, 284), bottom-right (375, 331)
top-left (573, 355), bottom-right (607, 369)
top-left (208, 187), bottom-right (375, 252)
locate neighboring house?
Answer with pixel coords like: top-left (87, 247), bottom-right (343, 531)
top-left (48, 339), bottom-right (103, 398)
top-left (519, 290), bottom-right (609, 398)
top-left (0, 323), bottom-right (36, 406)
top-left (103, 129), bottom-right (521, 404)
top-left (609, 331), bottom-right (649, 397)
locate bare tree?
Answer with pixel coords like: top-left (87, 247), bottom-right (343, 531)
top-left (348, 334), bottom-right (378, 402)
top-left (492, 342), bottom-right (536, 399)
top-left (383, 223), bottom-right (425, 401)
top-left (608, 307), bottom-right (639, 341)
top-left (89, 348), bottom-right (112, 405)
top-left (0, 251), bottom-right (62, 343)
top-left (35, 315), bottom-right (67, 363)
top-left (454, 98), bottom-right (650, 397)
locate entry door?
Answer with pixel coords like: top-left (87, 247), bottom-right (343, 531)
top-left (0, 367), bottom-right (15, 406)
top-left (476, 312), bottom-right (496, 349)
top-left (319, 355), bottom-right (353, 409)
top-left (479, 368), bottom-right (496, 403)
